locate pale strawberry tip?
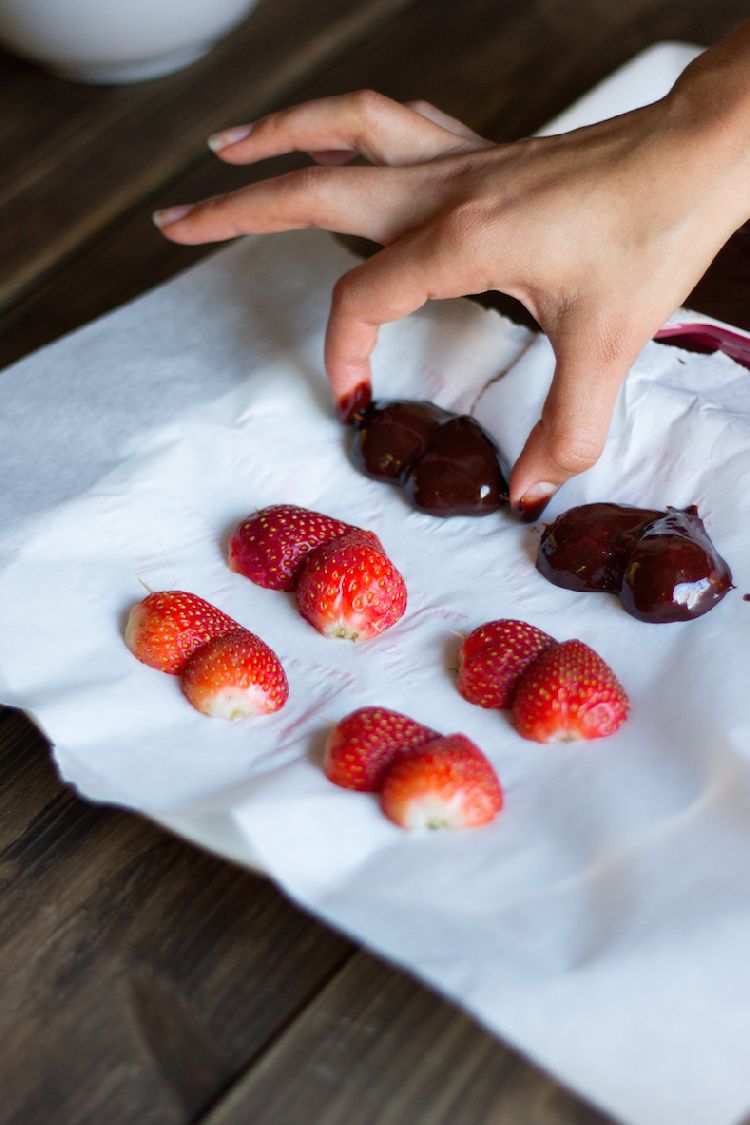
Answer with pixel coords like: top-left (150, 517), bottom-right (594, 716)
top-left (381, 734), bottom-right (503, 830)
top-left (296, 530), bottom-right (407, 642)
top-left (181, 629), bottom-right (289, 721)
top-left (187, 684), bottom-right (280, 720)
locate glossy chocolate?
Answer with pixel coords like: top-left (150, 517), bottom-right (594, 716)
top-left (351, 399), bottom-right (508, 516)
top-left (351, 399), bottom-right (451, 481)
top-left (538, 502), bottom-right (732, 623)
top-left (403, 415), bottom-right (506, 516)
top-left (619, 508), bottom-right (733, 623)
top-left (538, 503), bottom-right (663, 593)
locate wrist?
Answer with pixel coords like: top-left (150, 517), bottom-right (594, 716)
top-left (665, 30), bottom-right (750, 224)
top-left (658, 91), bottom-right (750, 232)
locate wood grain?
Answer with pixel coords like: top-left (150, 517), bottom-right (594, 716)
top-left (199, 950), bottom-right (615, 1125)
top-left (0, 712), bottom-right (353, 1124)
top-left (0, 0), bottom-right (418, 311)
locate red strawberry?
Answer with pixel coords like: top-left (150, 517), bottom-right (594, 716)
top-left (381, 734), bottom-right (503, 830)
top-left (296, 530), bottom-right (406, 640)
top-left (181, 628), bottom-right (288, 719)
top-left (457, 619), bottom-right (555, 709)
top-left (512, 639), bottom-right (629, 743)
top-left (125, 590), bottom-right (238, 674)
top-left (324, 707), bottom-right (441, 791)
top-left (229, 504), bottom-right (355, 591)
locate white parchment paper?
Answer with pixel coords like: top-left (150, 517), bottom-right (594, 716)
top-left (3, 43), bottom-right (750, 1125)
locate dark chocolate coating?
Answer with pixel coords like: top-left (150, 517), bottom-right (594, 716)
top-left (538, 503), bottom-right (663, 593)
top-left (351, 399), bottom-right (451, 481)
top-left (403, 416), bottom-right (506, 516)
top-left (537, 502), bottom-right (732, 623)
top-left (351, 399), bottom-right (508, 516)
top-left (619, 508), bottom-right (733, 623)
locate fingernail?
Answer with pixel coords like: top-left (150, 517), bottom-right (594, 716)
top-left (336, 381), bottom-right (372, 424)
top-left (152, 205), bottom-right (194, 229)
top-left (513, 482), bottom-right (557, 522)
top-left (208, 124), bottom-right (253, 153)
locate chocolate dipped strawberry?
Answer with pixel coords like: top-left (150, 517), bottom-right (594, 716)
top-left (351, 399), bottom-right (508, 516)
top-left (403, 415), bottom-right (506, 516)
top-left (619, 507), bottom-right (733, 623)
top-left (351, 399), bottom-right (451, 481)
top-left (537, 502), bottom-right (732, 623)
top-left (537, 502), bottom-right (663, 593)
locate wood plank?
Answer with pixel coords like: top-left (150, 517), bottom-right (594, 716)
top-left (199, 950), bottom-right (615, 1125)
top-left (2, 0), bottom-right (749, 373)
top-left (0, 712), bottom-right (354, 1124)
top-left (0, 0), bottom-right (417, 311)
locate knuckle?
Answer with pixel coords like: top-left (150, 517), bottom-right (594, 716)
top-left (331, 271), bottom-right (360, 315)
top-left (545, 428), bottom-right (604, 475)
top-left (351, 88), bottom-right (390, 121)
top-left (203, 194), bottom-right (245, 237)
top-left (437, 198), bottom-right (484, 246)
top-left (289, 164), bottom-right (334, 199)
top-left (405, 98), bottom-right (437, 116)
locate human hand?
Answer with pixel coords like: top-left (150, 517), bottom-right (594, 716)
top-left (155, 74), bottom-right (750, 514)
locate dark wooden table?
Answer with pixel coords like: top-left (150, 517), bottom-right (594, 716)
top-left (2, 3), bottom-right (749, 1122)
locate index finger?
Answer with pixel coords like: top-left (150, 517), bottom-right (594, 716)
top-left (325, 230), bottom-right (473, 418)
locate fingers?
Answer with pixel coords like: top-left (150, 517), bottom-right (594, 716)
top-left (154, 163), bottom-right (427, 246)
top-left (404, 99), bottom-right (490, 146)
top-left (325, 229), bottom-right (472, 417)
top-left (208, 91), bottom-right (485, 169)
top-left (509, 317), bottom-right (641, 516)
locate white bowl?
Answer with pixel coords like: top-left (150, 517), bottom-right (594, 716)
top-left (0, 0), bottom-right (260, 83)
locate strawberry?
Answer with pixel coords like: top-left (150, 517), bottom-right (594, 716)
top-left (229, 504), bottom-right (355, 591)
top-left (324, 707), bottom-right (441, 791)
top-left (457, 619), bottom-right (555, 709)
top-left (296, 530), bottom-right (406, 640)
top-left (181, 628), bottom-right (288, 719)
top-left (125, 590), bottom-right (238, 674)
top-left (511, 639), bottom-right (629, 743)
top-left (381, 734), bottom-right (503, 830)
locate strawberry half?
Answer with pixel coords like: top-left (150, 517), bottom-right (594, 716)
top-left (457, 619), bottom-right (555, 709)
top-left (296, 530), bottom-right (407, 641)
top-left (181, 628), bottom-right (288, 719)
top-left (324, 707), bottom-right (441, 791)
top-left (125, 590), bottom-right (239, 675)
top-left (229, 504), bottom-right (355, 591)
top-left (512, 638), bottom-right (629, 743)
top-left (381, 734), bottom-right (503, 830)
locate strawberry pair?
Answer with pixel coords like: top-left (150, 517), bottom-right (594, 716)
top-left (456, 619), bottom-right (629, 742)
top-left (229, 504), bottom-right (406, 641)
top-left (325, 707), bottom-right (503, 831)
top-left (125, 590), bottom-right (288, 719)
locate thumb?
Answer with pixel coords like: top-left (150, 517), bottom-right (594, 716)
top-left (508, 325), bottom-right (638, 519)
